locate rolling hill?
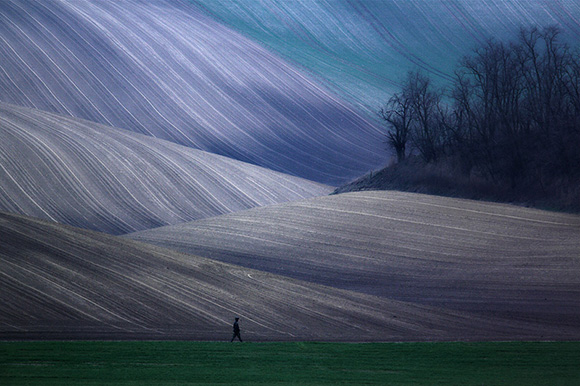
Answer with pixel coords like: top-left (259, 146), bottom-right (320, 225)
top-left (0, 102), bottom-right (330, 235)
top-left (128, 191), bottom-right (580, 333)
top-left (1, 210), bottom-right (573, 341)
top-left (192, 0), bottom-right (580, 112)
top-left (0, 0), bottom-right (384, 185)
top-left (2, 0), bottom-right (580, 343)
top-left (2, 1), bottom-right (580, 183)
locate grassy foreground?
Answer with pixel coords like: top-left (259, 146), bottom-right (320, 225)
top-left (1, 341), bottom-right (579, 385)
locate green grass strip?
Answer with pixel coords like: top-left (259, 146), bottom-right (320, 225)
top-left (1, 341), bottom-right (579, 385)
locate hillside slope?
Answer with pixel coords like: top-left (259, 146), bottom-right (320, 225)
top-left (0, 0), bottom-right (383, 184)
top-left (193, 0), bottom-right (580, 112)
top-left (128, 191), bottom-right (580, 334)
top-left (0, 211), bottom-right (548, 341)
top-left (0, 102), bottom-right (330, 235)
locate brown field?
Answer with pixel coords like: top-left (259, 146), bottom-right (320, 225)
top-left (1, 190), bottom-right (578, 341)
top-left (128, 191), bottom-right (580, 340)
top-left (0, 210), bottom-right (546, 342)
top-left (2, 0), bottom-right (580, 345)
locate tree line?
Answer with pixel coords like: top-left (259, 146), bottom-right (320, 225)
top-left (380, 27), bottom-right (580, 204)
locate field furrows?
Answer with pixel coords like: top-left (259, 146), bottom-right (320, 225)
top-left (2, 0), bottom-right (580, 343)
top-left (192, 1), bottom-right (580, 113)
top-left (1, 210), bottom-right (554, 341)
top-left (0, 103), bottom-right (330, 234)
top-left (0, 0), bottom-right (384, 184)
top-left (128, 191), bottom-right (580, 335)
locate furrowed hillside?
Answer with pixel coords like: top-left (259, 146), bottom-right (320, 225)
top-left (0, 102), bottom-right (330, 235)
top-left (128, 191), bottom-right (580, 337)
top-left (192, 0), bottom-right (580, 113)
top-left (0, 0), bottom-right (384, 185)
top-left (2, 0), bottom-right (580, 343)
top-left (2, 1), bottom-right (580, 184)
top-left (0, 211), bottom-right (545, 341)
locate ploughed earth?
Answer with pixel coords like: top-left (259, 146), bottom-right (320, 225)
top-left (2, 191), bottom-right (579, 341)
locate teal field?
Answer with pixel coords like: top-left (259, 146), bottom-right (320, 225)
top-left (1, 341), bottom-right (579, 385)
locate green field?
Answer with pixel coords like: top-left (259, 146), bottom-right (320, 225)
top-left (1, 341), bottom-right (579, 385)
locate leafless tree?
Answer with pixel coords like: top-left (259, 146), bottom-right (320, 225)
top-left (381, 25), bottom-right (580, 205)
top-left (406, 71), bottom-right (446, 163)
top-left (449, 26), bottom-right (580, 188)
top-left (379, 91), bottom-right (412, 162)
top-left (380, 71), bottom-right (447, 163)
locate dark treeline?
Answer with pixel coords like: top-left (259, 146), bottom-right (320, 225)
top-left (380, 26), bottom-right (580, 210)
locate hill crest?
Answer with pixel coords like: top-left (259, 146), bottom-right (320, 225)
top-left (0, 0), bottom-right (384, 184)
top-left (0, 102), bottom-right (330, 234)
top-left (127, 190), bottom-right (580, 337)
top-left (1, 210), bottom-right (549, 341)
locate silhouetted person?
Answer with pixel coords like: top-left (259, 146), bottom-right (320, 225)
top-left (231, 317), bottom-right (242, 342)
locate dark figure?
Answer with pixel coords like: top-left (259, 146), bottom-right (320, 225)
top-left (231, 317), bottom-right (242, 342)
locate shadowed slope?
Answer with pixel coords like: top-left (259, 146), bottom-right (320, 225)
top-left (193, 0), bottom-right (580, 112)
top-left (0, 211), bottom-right (548, 341)
top-left (0, 102), bottom-right (330, 235)
top-left (128, 191), bottom-right (580, 335)
top-left (0, 0), bottom-right (383, 184)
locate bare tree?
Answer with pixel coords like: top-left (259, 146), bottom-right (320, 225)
top-left (452, 38), bottom-right (527, 183)
top-left (448, 26), bottom-right (580, 191)
top-left (380, 71), bottom-right (447, 163)
top-left (379, 91), bottom-right (412, 162)
top-left (379, 26), bottom-right (579, 207)
top-left (406, 71), bottom-right (446, 163)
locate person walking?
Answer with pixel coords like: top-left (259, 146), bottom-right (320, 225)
top-left (231, 317), bottom-right (242, 342)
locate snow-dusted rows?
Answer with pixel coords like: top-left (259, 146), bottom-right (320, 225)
top-left (128, 190), bottom-right (580, 329)
top-left (0, 0), bottom-right (384, 184)
top-left (0, 103), bottom-right (330, 234)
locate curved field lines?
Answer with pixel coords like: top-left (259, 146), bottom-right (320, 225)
top-left (0, 0), bottom-right (384, 184)
top-left (0, 103), bottom-right (330, 235)
top-left (2, 0), bottom-right (580, 343)
top-left (1, 211), bottom-right (569, 341)
top-left (192, 0), bottom-right (580, 111)
top-left (128, 191), bottom-right (580, 338)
